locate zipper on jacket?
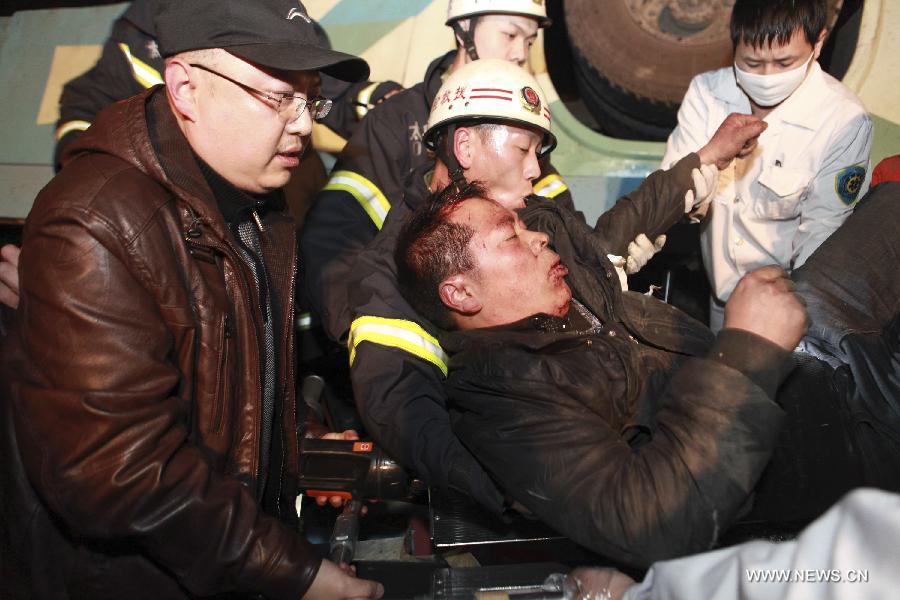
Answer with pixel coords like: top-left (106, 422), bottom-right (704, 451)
top-left (254, 217), bottom-right (296, 518)
top-left (219, 227), bottom-right (267, 499)
top-left (184, 214), bottom-right (268, 496)
top-left (277, 256), bottom-right (299, 520)
top-left (232, 251), bottom-right (267, 499)
top-left (251, 209), bottom-right (265, 233)
top-left (185, 239), bottom-right (218, 264)
top-left (241, 218), bottom-right (274, 500)
top-left (213, 313), bottom-right (232, 434)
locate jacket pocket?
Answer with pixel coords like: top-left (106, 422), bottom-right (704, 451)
top-left (755, 165), bottom-right (811, 220)
top-left (212, 313), bottom-right (233, 434)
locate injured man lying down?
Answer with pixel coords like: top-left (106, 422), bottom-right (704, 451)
top-left (394, 180), bottom-right (900, 568)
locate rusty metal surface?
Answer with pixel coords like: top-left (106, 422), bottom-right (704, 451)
top-left (626, 0), bottom-right (733, 45)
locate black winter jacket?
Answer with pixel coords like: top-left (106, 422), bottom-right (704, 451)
top-left (441, 201), bottom-right (794, 567)
top-left (346, 154), bottom-right (707, 514)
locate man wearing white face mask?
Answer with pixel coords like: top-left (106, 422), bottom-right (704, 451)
top-left (662, 0), bottom-right (873, 331)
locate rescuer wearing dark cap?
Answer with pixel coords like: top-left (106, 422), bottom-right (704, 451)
top-left (1, 1), bottom-right (382, 598)
top-left (51, 0), bottom-right (399, 170)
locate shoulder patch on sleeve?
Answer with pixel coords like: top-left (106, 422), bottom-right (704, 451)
top-left (835, 165), bottom-right (866, 206)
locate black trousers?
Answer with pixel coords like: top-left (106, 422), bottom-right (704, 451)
top-left (747, 182), bottom-right (900, 524)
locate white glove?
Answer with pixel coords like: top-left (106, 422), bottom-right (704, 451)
top-left (606, 254), bottom-right (629, 291)
top-left (625, 233), bottom-right (666, 275)
top-left (683, 163), bottom-right (719, 220)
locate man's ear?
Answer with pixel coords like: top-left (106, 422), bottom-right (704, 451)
top-left (439, 273), bottom-right (481, 316)
top-left (813, 28), bottom-right (828, 59)
top-left (165, 59), bottom-right (199, 122)
top-left (453, 127), bottom-right (476, 170)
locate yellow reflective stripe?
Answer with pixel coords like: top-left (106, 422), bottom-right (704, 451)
top-left (55, 120), bottom-right (91, 140)
top-left (296, 312), bottom-right (312, 331)
top-left (354, 82), bottom-right (380, 119)
top-left (533, 174), bottom-right (568, 199)
top-left (118, 43), bottom-right (163, 88)
top-left (324, 170), bottom-right (391, 229)
top-left (348, 316), bottom-right (448, 377)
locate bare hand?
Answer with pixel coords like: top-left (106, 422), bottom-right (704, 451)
top-left (0, 244), bottom-right (21, 309)
top-left (697, 113), bottom-right (767, 170)
top-left (303, 559), bottom-right (384, 600)
top-left (567, 567), bottom-right (635, 600)
top-left (724, 266), bottom-right (808, 351)
top-left (316, 430), bottom-right (368, 511)
top-left (320, 429), bottom-right (360, 442)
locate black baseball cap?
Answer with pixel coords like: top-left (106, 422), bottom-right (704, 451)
top-left (155, 0), bottom-right (370, 82)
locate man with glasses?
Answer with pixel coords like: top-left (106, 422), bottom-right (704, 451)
top-left (187, 62), bottom-right (335, 125)
top-left (1, 1), bottom-right (382, 599)
top-left (49, 0), bottom-right (400, 169)
top-left (0, 0), bottom-right (402, 312)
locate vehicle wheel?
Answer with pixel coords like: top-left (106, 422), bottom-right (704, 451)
top-left (562, 0), bottom-right (845, 140)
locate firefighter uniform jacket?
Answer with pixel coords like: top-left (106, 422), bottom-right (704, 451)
top-left (54, 0), bottom-right (162, 169)
top-left (54, 0), bottom-right (398, 169)
top-left (345, 155), bottom-right (701, 513)
top-left (301, 51), bottom-right (575, 344)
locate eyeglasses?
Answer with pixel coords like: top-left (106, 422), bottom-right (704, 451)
top-left (189, 63), bottom-right (332, 122)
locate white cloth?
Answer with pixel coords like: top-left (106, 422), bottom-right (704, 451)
top-left (662, 62), bottom-right (873, 304)
top-left (623, 488), bottom-right (900, 600)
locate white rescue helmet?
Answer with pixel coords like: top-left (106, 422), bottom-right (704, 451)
top-left (424, 59), bottom-right (556, 157)
top-left (446, 0), bottom-right (552, 27)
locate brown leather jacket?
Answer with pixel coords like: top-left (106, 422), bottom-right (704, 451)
top-left (1, 88), bottom-right (319, 599)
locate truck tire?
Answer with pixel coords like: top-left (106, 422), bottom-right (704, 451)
top-left (563, 0), bottom-right (845, 140)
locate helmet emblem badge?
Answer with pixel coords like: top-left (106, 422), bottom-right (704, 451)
top-left (521, 86), bottom-right (542, 114)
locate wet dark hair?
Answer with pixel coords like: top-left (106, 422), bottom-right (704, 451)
top-left (395, 181), bottom-right (488, 330)
top-left (730, 0), bottom-right (826, 49)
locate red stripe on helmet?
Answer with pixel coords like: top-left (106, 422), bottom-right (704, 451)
top-left (471, 88), bottom-right (513, 94)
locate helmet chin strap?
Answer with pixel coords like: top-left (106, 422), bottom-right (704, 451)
top-left (451, 18), bottom-right (479, 62)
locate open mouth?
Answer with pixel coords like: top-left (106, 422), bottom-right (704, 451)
top-left (276, 150), bottom-right (302, 166)
top-left (549, 259), bottom-right (569, 280)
